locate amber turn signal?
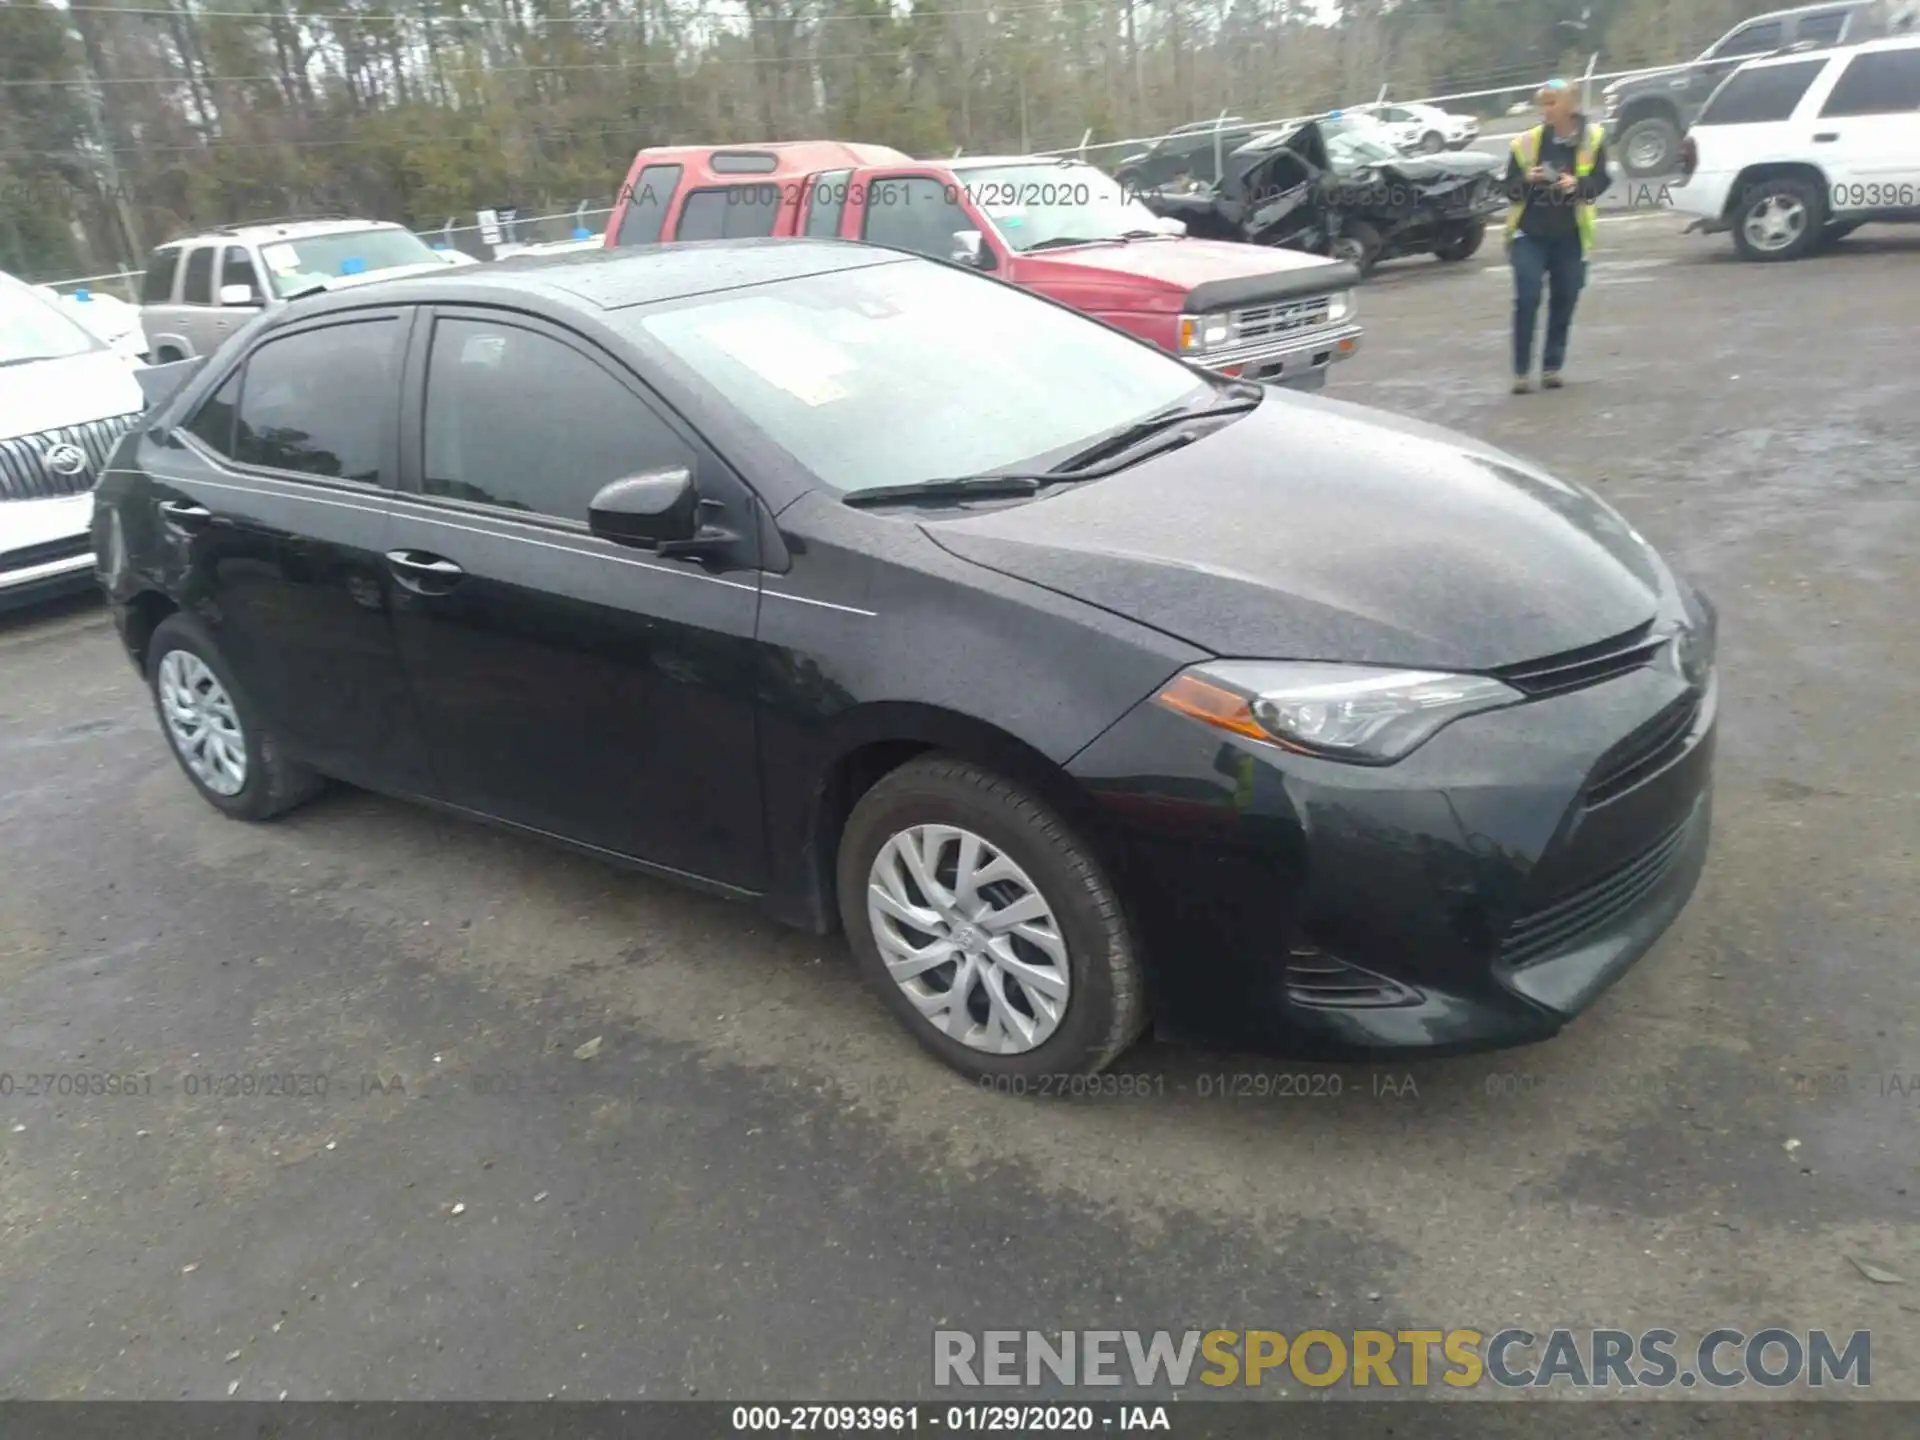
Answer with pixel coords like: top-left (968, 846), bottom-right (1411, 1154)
top-left (1155, 673), bottom-right (1271, 741)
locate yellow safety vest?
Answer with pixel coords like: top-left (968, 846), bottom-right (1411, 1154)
top-left (1507, 122), bottom-right (1606, 256)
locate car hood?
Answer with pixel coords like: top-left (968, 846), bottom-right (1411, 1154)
top-left (922, 391), bottom-right (1669, 672)
top-left (1364, 150), bottom-right (1503, 183)
top-left (0, 349), bottom-right (144, 441)
top-left (1605, 67), bottom-right (1684, 96)
top-left (1016, 236), bottom-right (1346, 290)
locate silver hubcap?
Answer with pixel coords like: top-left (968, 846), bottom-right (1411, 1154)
top-left (1627, 131), bottom-right (1669, 172)
top-left (866, 824), bottom-right (1071, 1055)
top-left (1744, 195), bottom-right (1806, 251)
top-left (157, 649), bottom-right (248, 796)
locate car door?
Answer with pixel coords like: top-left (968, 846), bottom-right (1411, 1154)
top-left (382, 306), bottom-right (767, 888)
top-left (1816, 45), bottom-right (1920, 196)
top-left (138, 246), bottom-right (184, 358)
top-left (142, 307), bottom-right (435, 793)
top-left (207, 244), bottom-right (268, 351)
top-left (175, 243), bottom-right (220, 357)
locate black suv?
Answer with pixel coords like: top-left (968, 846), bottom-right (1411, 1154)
top-left (1602, 0), bottom-right (1892, 176)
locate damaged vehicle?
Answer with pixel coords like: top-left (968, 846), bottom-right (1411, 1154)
top-left (1138, 114), bottom-right (1507, 277)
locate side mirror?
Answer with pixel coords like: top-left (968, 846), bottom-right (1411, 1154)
top-left (218, 283), bottom-right (261, 308)
top-left (949, 229), bottom-right (990, 268)
top-left (588, 467), bottom-right (699, 548)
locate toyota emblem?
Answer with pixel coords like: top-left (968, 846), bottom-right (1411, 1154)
top-left (42, 442), bottom-right (89, 478)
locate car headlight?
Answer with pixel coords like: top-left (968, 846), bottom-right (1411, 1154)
top-left (1156, 661), bottom-right (1522, 764)
top-left (1178, 314), bottom-right (1232, 353)
top-left (1325, 289), bottom-right (1354, 322)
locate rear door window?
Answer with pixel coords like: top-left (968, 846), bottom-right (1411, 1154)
top-left (181, 246), bottom-right (215, 305)
top-left (1820, 48), bottom-right (1920, 115)
top-left (614, 163), bottom-right (683, 246)
top-left (671, 185), bottom-right (783, 241)
top-left (232, 319), bottom-right (403, 485)
top-left (1697, 59), bottom-right (1828, 123)
top-left (141, 248), bottom-right (181, 304)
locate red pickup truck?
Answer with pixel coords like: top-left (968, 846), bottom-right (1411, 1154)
top-left (603, 140), bottom-right (1362, 390)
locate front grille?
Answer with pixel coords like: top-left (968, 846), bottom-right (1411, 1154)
top-left (0, 412), bottom-right (140, 500)
top-left (1586, 693), bottom-right (1701, 806)
top-left (1285, 950), bottom-right (1420, 1009)
top-left (1229, 296), bottom-right (1334, 343)
top-left (1499, 815), bottom-right (1693, 968)
top-left (0, 533), bottom-right (90, 573)
top-left (1492, 621), bottom-right (1670, 699)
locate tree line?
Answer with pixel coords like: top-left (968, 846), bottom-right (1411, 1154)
top-left (1, 0), bottom-right (1787, 283)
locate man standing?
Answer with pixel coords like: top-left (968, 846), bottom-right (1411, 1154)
top-left (1504, 79), bottom-right (1611, 393)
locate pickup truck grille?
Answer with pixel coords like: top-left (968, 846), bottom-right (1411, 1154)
top-left (1229, 296), bottom-right (1334, 343)
top-left (0, 412), bottom-right (140, 501)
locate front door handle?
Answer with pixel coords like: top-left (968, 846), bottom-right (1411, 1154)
top-left (385, 549), bottom-right (465, 594)
top-left (157, 499), bottom-right (212, 530)
top-left (1813, 132), bottom-right (1839, 143)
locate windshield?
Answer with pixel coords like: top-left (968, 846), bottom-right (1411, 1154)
top-left (951, 164), bottom-right (1169, 252)
top-left (257, 227), bottom-right (441, 296)
top-left (0, 283), bottom-right (103, 367)
top-left (630, 258), bottom-right (1211, 495)
top-left (1320, 116), bottom-right (1406, 166)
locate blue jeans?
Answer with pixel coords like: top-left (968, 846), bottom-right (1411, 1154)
top-left (1510, 232), bottom-right (1586, 375)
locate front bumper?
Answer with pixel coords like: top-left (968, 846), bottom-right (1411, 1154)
top-left (0, 545), bottom-right (96, 612)
top-left (1191, 322), bottom-right (1363, 389)
top-left (1, 496), bottom-right (98, 613)
top-left (1067, 649), bottom-right (1716, 1056)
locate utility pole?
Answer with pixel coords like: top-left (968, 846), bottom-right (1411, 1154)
top-left (66, 8), bottom-right (145, 272)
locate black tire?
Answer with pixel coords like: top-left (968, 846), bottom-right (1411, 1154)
top-left (836, 755), bottom-right (1147, 1083)
top-left (1618, 114), bottom-right (1680, 178)
top-left (1433, 219), bottom-right (1486, 262)
top-left (1333, 219), bottom-right (1383, 277)
top-left (146, 613), bottom-right (325, 822)
top-left (1419, 130), bottom-right (1445, 155)
top-left (1729, 176), bottom-right (1825, 262)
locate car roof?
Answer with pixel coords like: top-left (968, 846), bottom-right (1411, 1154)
top-left (158, 218), bottom-right (408, 249)
top-left (944, 155), bottom-right (1101, 171)
top-left (274, 238), bottom-right (913, 323)
top-left (1733, 26), bottom-right (1920, 64)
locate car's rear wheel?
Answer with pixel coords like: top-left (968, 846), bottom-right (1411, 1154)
top-left (836, 756), bottom-right (1146, 1083)
top-left (147, 614), bottom-right (324, 821)
top-left (1433, 220), bottom-right (1486, 262)
top-left (1731, 178), bottom-right (1824, 262)
top-left (1619, 115), bottom-right (1680, 178)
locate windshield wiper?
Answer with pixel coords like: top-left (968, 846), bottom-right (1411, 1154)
top-left (1046, 395), bottom-right (1262, 475)
top-left (1023, 236), bottom-right (1106, 252)
top-left (841, 474), bottom-right (1043, 509)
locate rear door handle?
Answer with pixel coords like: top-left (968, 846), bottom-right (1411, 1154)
top-left (157, 499), bottom-right (212, 529)
top-left (1813, 132), bottom-right (1839, 143)
top-left (385, 549), bottom-right (465, 593)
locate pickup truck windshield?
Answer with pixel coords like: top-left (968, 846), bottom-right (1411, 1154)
top-left (630, 257), bottom-right (1210, 495)
top-left (0, 284), bottom-right (102, 367)
top-left (256, 228), bottom-right (442, 296)
top-left (951, 164), bottom-right (1168, 252)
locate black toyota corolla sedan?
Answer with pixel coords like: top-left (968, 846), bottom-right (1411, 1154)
top-left (94, 239), bottom-right (1715, 1082)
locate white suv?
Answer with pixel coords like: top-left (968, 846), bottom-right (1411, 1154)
top-left (1366, 102), bottom-right (1480, 155)
top-left (1674, 33), bottom-right (1920, 260)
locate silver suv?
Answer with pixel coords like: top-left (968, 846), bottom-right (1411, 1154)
top-left (138, 216), bottom-right (455, 362)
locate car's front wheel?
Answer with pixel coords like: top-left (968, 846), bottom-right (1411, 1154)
top-left (147, 614), bottom-right (324, 821)
top-left (1731, 177), bottom-right (1824, 262)
top-left (1419, 130), bottom-right (1445, 154)
top-left (837, 756), bottom-right (1147, 1083)
top-left (1618, 115), bottom-right (1680, 177)
top-left (1433, 220), bottom-right (1486, 262)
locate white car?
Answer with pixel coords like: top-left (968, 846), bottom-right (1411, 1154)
top-left (1367, 102), bottom-right (1481, 154)
top-left (1674, 33), bottom-right (1920, 259)
top-left (1, 273), bottom-right (146, 611)
top-left (37, 286), bottom-right (149, 364)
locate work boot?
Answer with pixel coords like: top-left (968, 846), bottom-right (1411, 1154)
top-left (1541, 371), bottom-right (1564, 389)
top-left (1512, 376), bottom-right (1533, 394)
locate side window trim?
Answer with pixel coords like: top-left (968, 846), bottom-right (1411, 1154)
top-left (212, 309), bottom-right (415, 493)
top-left (403, 304), bottom-right (713, 536)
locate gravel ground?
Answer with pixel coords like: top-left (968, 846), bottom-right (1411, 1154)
top-left (1, 217), bottom-right (1915, 1414)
